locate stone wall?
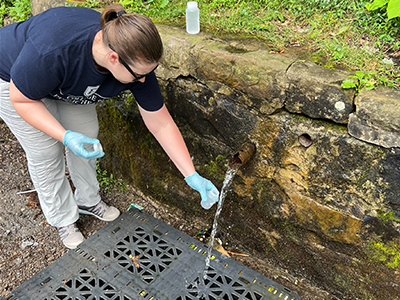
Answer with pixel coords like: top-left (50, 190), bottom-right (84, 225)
top-left (97, 25), bottom-right (400, 299)
top-left (30, 0), bottom-right (64, 16)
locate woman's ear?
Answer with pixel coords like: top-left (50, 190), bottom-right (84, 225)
top-left (109, 52), bottom-right (120, 65)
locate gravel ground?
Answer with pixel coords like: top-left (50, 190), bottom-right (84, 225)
top-left (0, 119), bottom-right (331, 299)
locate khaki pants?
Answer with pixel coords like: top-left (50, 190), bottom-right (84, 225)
top-left (0, 78), bottom-right (101, 227)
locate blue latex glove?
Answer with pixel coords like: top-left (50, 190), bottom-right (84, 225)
top-left (184, 172), bottom-right (218, 202)
top-left (63, 130), bottom-right (104, 160)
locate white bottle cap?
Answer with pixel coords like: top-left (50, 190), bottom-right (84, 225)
top-left (93, 142), bottom-right (103, 153)
top-left (187, 1), bottom-right (198, 8)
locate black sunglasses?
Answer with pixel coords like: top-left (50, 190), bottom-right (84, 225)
top-left (109, 44), bottom-right (158, 82)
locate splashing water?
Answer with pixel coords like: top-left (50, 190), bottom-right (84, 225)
top-left (203, 167), bottom-right (238, 279)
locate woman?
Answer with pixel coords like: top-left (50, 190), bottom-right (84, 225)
top-left (0, 4), bottom-right (218, 249)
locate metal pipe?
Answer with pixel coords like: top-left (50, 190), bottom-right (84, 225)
top-left (228, 142), bottom-right (256, 170)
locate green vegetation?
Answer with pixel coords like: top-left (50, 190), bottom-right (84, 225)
top-left (0, 3), bottom-right (7, 25)
top-left (377, 209), bottom-right (400, 223)
top-left (368, 239), bottom-right (400, 269)
top-left (96, 161), bottom-right (127, 194)
top-left (119, 0), bottom-right (400, 89)
top-left (1, 0), bottom-right (30, 24)
top-left (66, 0), bottom-right (100, 8)
top-left (341, 71), bottom-right (378, 94)
top-left (366, 0), bottom-right (400, 20)
top-left (199, 155), bottom-right (228, 182)
top-left (1, 0), bottom-right (399, 89)
top-left (366, 209), bottom-right (400, 269)
top-left (341, 70), bottom-right (399, 92)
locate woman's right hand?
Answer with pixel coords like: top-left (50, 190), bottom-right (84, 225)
top-left (63, 130), bottom-right (104, 159)
top-left (9, 81), bottom-right (104, 160)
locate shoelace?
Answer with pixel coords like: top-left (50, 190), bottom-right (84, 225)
top-left (79, 201), bottom-right (107, 218)
top-left (58, 224), bottom-right (79, 240)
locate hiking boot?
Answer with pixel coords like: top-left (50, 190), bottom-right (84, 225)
top-left (58, 223), bottom-right (84, 249)
top-left (78, 200), bottom-right (120, 222)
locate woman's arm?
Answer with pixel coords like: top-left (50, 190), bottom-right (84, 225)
top-left (138, 104), bottom-right (195, 178)
top-left (9, 80), bottom-right (103, 159)
top-left (9, 80), bottom-right (67, 142)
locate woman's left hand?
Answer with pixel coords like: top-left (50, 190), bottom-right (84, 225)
top-left (184, 172), bottom-right (218, 202)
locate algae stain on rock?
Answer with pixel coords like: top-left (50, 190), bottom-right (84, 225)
top-left (97, 99), bottom-right (187, 204)
top-left (249, 112), bottom-right (384, 244)
top-left (199, 155), bottom-right (228, 183)
top-left (276, 168), bottom-right (362, 244)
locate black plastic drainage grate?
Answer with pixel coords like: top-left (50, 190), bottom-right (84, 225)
top-left (3, 207), bottom-right (301, 300)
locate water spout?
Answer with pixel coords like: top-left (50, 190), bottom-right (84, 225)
top-left (203, 142), bottom-right (256, 280)
top-left (228, 142), bottom-right (256, 170)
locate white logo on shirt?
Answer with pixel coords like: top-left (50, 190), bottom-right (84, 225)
top-left (84, 85), bottom-right (100, 97)
top-left (50, 86), bottom-right (109, 105)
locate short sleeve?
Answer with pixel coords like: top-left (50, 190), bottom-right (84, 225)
top-left (10, 39), bottom-right (61, 100)
top-left (130, 72), bottom-right (164, 112)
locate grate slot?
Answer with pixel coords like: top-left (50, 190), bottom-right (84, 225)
top-left (112, 226), bottom-right (121, 234)
top-left (40, 277), bottom-right (52, 286)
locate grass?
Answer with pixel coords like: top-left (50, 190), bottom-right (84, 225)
top-left (118, 0), bottom-right (400, 88)
top-left (2, 0), bottom-right (399, 89)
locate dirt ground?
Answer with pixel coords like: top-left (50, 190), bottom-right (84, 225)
top-left (0, 119), bottom-right (336, 300)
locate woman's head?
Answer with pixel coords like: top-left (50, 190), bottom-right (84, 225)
top-left (100, 4), bottom-right (163, 66)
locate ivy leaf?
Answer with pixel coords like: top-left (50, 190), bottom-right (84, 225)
top-left (341, 80), bottom-right (356, 89)
top-left (366, 0), bottom-right (389, 11)
top-left (355, 71), bottom-right (366, 80)
top-left (159, 0), bottom-right (169, 9)
top-left (388, 0), bottom-right (400, 20)
top-left (365, 83), bottom-right (376, 90)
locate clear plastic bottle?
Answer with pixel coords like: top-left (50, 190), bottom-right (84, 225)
top-left (93, 142), bottom-right (103, 153)
top-left (186, 1), bottom-right (200, 34)
top-left (201, 189), bottom-right (219, 209)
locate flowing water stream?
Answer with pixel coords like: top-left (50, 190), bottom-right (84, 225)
top-left (203, 167), bottom-right (238, 279)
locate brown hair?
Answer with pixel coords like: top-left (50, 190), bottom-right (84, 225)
top-left (100, 4), bottom-right (163, 65)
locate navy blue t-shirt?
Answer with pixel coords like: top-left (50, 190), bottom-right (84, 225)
top-left (0, 7), bottom-right (164, 111)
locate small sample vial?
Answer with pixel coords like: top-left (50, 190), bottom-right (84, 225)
top-left (201, 189), bottom-right (219, 209)
top-left (186, 1), bottom-right (200, 34)
top-left (93, 142), bottom-right (103, 153)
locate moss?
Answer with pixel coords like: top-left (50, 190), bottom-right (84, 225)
top-left (333, 270), bottom-right (355, 293)
top-left (376, 209), bottom-right (400, 224)
top-left (137, 132), bottom-right (156, 160)
top-left (311, 119), bottom-right (347, 133)
top-left (125, 94), bottom-right (135, 104)
top-left (323, 61), bottom-right (336, 69)
top-left (225, 45), bottom-right (249, 54)
top-left (311, 52), bottom-right (350, 71)
top-left (280, 220), bottom-right (299, 242)
top-left (290, 113), bottom-right (310, 123)
top-left (199, 155), bottom-right (228, 182)
top-left (253, 179), bottom-right (278, 218)
top-left (357, 172), bottom-right (367, 187)
top-left (377, 148), bottom-right (385, 154)
top-left (367, 238), bottom-right (400, 269)
top-left (97, 99), bottom-right (207, 220)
